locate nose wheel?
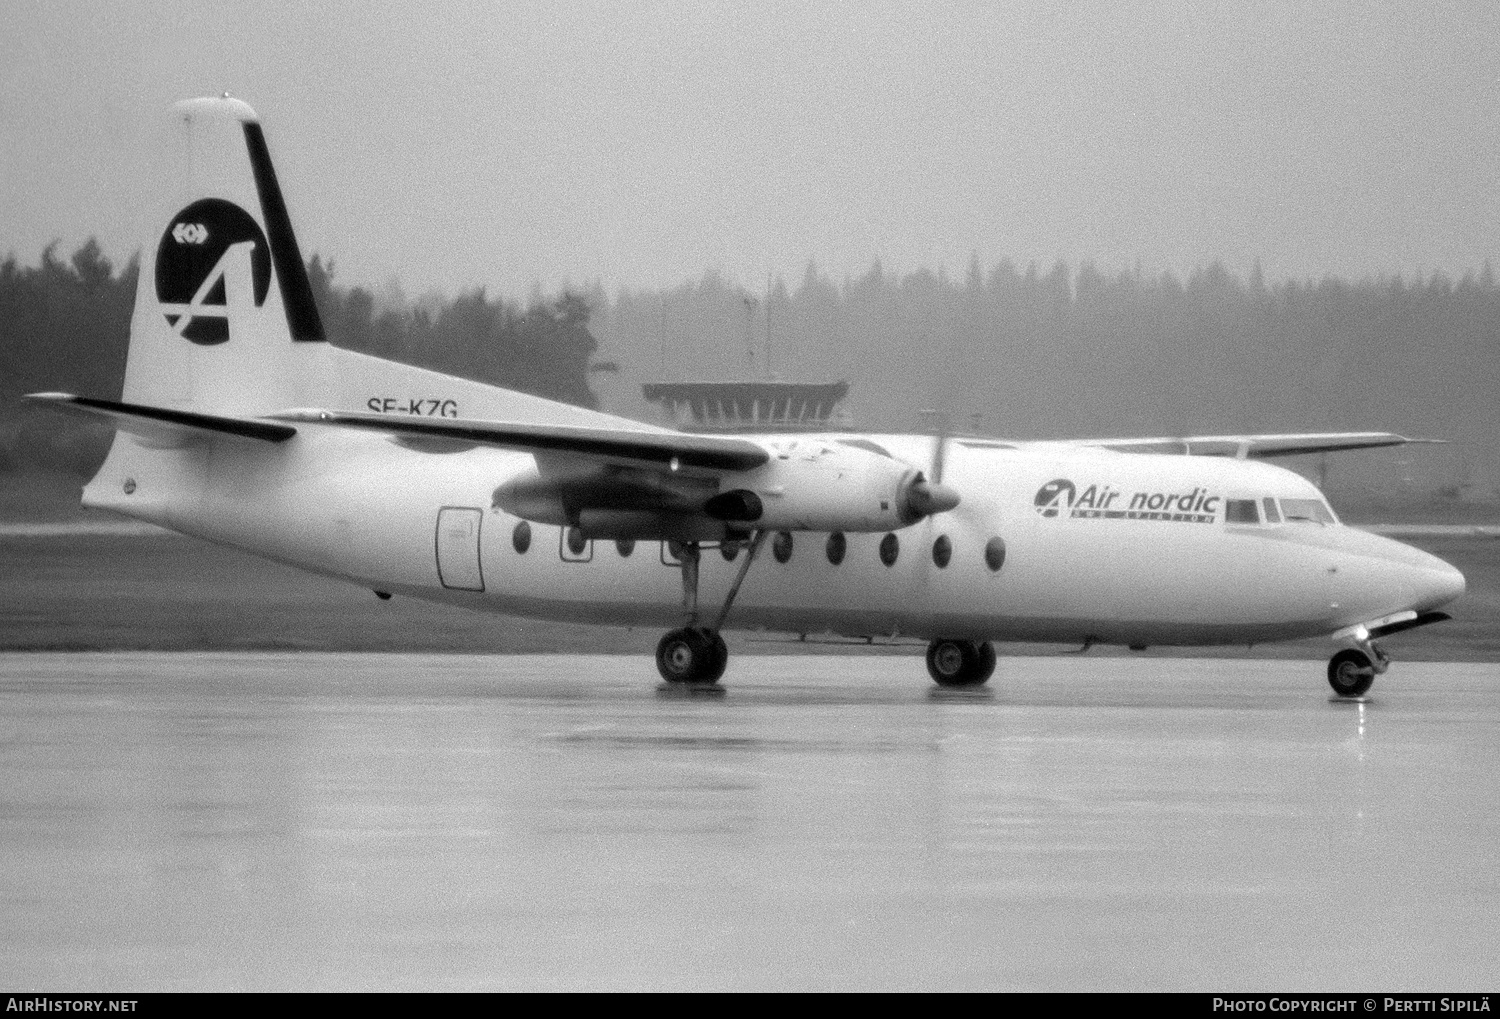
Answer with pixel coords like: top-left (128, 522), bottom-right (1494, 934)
top-left (926, 639), bottom-right (997, 688)
top-left (1328, 647), bottom-right (1382, 698)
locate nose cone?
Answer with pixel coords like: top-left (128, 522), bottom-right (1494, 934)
top-left (1333, 529), bottom-right (1467, 621)
top-left (904, 479), bottom-right (961, 519)
top-left (1419, 559), bottom-right (1466, 611)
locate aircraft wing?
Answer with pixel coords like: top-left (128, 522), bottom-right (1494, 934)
top-left (1073, 432), bottom-right (1442, 459)
top-left (271, 408), bottom-right (770, 473)
top-left (23, 392), bottom-right (297, 444)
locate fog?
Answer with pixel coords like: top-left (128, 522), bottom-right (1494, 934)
top-left (4, 2), bottom-right (1497, 502)
top-left (4, 2), bottom-right (1498, 297)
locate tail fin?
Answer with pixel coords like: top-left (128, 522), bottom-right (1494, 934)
top-left (120, 96), bottom-right (644, 431)
top-left (123, 96), bottom-right (325, 415)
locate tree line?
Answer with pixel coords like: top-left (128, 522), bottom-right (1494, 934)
top-left (4, 240), bottom-right (1498, 505)
top-left (592, 259), bottom-right (1500, 503)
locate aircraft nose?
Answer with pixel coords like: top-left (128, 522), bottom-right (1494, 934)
top-left (1420, 560), bottom-right (1466, 610)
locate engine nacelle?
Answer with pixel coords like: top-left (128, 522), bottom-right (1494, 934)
top-left (708, 438), bottom-right (958, 532)
top-left (490, 438), bottom-right (959, 538)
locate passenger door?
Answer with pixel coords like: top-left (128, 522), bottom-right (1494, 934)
top-left (435, 507), bottom-right (485, 591)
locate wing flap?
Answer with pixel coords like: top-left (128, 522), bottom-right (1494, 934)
top-left (24, 392), bottom-right (297, 445)
top-left (272, 408), bottom-right (770, 473)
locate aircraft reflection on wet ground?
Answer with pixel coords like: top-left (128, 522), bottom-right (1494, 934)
top-left (1, 652), bottom-right (1497, 991)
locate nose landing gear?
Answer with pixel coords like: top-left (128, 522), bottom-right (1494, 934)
top-left (1327, 641), bottom-right (1389, 698)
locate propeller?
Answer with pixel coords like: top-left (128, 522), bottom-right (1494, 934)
top-left (900, 470), bottom-right (960, 521)
top-left (911, 408), bottom-right (996, 526)
top-left (894, 410), bottom-right (961, 523)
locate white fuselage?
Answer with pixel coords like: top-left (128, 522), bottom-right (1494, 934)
top-left (84, 426), bottom-right (1466, 649)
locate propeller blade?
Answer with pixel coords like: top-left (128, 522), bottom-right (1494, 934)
top-left (931, 430), bottom-right (947, 484)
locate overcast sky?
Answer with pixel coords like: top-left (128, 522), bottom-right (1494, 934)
top-left (3, 1), bottom-right (1498, 299)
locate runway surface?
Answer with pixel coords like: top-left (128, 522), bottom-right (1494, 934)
top-left (1, 652), bottom-right (1497, 991)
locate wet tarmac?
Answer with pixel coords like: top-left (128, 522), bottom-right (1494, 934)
top-left (1, 652), bottom-right (1497, 991)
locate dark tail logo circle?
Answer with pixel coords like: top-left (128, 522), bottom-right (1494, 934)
top-left (1034, 479), bottom-right (1076, 518)
top-left (155, 198), bottom-right (270, 345)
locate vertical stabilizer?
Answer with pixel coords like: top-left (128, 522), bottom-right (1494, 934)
top-left (122, 96), bottom-right (326, 415)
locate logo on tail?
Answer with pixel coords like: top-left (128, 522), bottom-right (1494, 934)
top-left (155, 198), bottom-right (270, 345)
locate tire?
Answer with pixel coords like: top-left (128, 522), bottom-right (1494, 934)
top-left (704, 631), bottom-right (729, 682)
top-left (926, 639), bottom-right (990, 688)
top-left (656, 628), bottom-right (720, 684)
top-left (1327, 649), bottom-right (1375, 697)
top-left (975, 641), bottom-right (997, 683)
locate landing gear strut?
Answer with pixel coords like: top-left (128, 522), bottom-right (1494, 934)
top-left (655, 532), bottom-right (764, 685)
top-left (925, 639), bottom-right (997, 688)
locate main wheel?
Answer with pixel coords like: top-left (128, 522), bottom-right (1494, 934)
top-left (656, 627), bottom-right (724, 684)
top-left (926, 639), bottom-right (991, 688)
top-left (975, 641), bottom-right (997, 683)
top-left (704, 630), bottom-right (729, 682)
top-left (1328, 649), bottom-right (1376, 698)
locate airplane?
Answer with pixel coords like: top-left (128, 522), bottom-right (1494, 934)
top-left (27, 96), bottom-right (1466, 698)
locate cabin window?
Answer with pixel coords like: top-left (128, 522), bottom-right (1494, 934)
top-left (1262, 498), bottom-right (1281, 524)
top-left (1224, 499), bottom-right (1260, 524)
top-left (984, 537), bottom-right (1006, 572)
top-left (512, 520), bottom-right (531, 554)
top-left (826, 532), bottom-right (847, 566)
top-left (931, 535), bottom-right (952, 568)
top-left (616, 538), bottom-right (635, 558)
top-left (772, 531), bottom-right (794, 563)
top-left (879, 533), bottom-right (900, 567)
top-left (1279, 498), bottom-right (1336, 525)
top-left (563, 525), bottom-right (591, 560)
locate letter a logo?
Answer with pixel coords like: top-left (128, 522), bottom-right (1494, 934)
top-left (155, 198), bottom-right (271, 345)
top-left (1034, 479), bottom-right (1076, 518)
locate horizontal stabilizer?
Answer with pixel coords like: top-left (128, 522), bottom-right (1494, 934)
top-left (1083, 432), bottom-right (1441, 459)
top-left (271, 409), bottom-right (770, 473)
top-left (24, 392), bottom-right (297, 444)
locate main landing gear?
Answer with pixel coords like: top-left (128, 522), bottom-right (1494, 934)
top-left (1327, 636), bottom-right (1390, 698)
top-left (656, 532), bottom-right (765, 685)
top-left (925, 639), bottom-right (997, 688)
top-left (656, 627), bottom-right (729, 683)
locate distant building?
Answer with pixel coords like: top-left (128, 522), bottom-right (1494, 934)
top-left (641, 381), bottom-right (852, 433)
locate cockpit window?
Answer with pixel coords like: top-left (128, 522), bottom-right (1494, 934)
top-left (1262, 497), bottom-right (1281, 524)
top-left (1224, 499), bottom-right (1260, 524)
top-left (1279, 498), bottom-right (1337, 525)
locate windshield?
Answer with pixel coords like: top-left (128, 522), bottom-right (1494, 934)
top-left (1279, 498), bottom-right (1337, 525)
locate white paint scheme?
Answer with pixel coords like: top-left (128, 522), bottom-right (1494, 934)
top-left (36, 98), bottom-right (1466, 688)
